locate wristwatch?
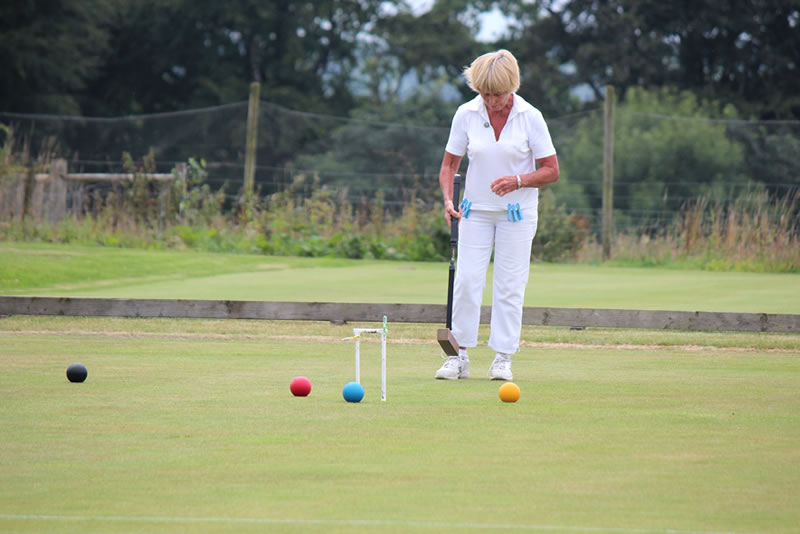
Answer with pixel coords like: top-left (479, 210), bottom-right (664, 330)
top-left (516, 175), bottom-right (522, 189)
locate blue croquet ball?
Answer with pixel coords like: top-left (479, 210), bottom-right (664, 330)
top-left (66, 363), bottom-right (87, 383)
top-left (342, 381), bottom-right (365, 403)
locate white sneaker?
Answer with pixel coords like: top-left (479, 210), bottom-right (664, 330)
top-left (435, 356), bottom-right (470, 380)
top-left (488, 353), bottom-right (513, 381)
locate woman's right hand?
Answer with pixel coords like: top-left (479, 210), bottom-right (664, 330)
top-left (444, 199), bottom-right (462, 227)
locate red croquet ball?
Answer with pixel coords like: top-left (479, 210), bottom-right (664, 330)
top-left (290, 376), bottom-right (312, 397)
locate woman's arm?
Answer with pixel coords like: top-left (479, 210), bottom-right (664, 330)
top-left (490, 154), bottom-right (560, 197)
top-left (439, 151), bottom-right (464, 225)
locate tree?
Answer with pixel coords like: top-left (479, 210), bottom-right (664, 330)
top-left (79, 0), bottom-right (220, 115)
top-left (558, 87), bottom-right (748, 228)
top-left (0, 0), bottom-right (114, 113)
top-left (79, 0), bottom-right (386, 116)
top-left (492, 1), bottom-right (587, 117)
top-left (656, 0), bottom-right (800, 120)
top-left (369, 0), bottom-right (485, 104)
top-left (511, 0), bottom-right (800, 119)
top-left (289, 82), bottom-right (455, 205)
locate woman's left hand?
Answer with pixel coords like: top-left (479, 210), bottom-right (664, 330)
top-left (490, 175), bottom-right (519, 197)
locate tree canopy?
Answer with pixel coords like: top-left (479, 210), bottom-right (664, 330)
top-left (517, 0), bottom-right (800, 119)
top-left (2, 0), bottom-right (798, 119)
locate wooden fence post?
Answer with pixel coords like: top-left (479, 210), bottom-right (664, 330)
top-left (21, 169), bottom-right (33, 219)
top-left (174, 162), bottom-right (187, 196)
top-left (602, 85), bottom-right (616, 261)
top-left (48, 158), bottom-right (68, 222)
top-left (243, 82), bottom-right (261, 199)
top-left (164, 162), bottom-right (187, 229)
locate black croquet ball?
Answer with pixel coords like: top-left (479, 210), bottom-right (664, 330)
top-left (66, 363), bottom-right (88, 383)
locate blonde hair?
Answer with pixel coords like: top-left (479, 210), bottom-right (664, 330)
top-left (463, 49), bottom-right (520, 94)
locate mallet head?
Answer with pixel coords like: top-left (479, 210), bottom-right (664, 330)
top-left (437, 328), bottom-right (459, 356)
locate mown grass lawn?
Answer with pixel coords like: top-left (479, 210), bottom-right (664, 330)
top-left (2, 243), bottom-right (799, 533)
top-left (1, 317), bottom-right (799, 533)
top-left (2, 242), bottom-right (799, 313)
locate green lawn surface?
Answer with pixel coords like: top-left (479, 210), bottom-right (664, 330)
top-left (1, 317), bottom-right (799, 533)
top-left (2, 243), bottom-right (799, 313)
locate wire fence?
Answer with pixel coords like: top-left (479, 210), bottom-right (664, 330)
top-left (2, 99), bottom-right (799, 234)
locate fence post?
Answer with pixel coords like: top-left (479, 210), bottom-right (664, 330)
top-left (21, 169), bottom-right (34, 219)
top-left (243, 82), bottom-right (261, 199)
top-left (174, 162), bottom-right (187, 196)
top-left (54, 158), bottom-right (68, 221)
top-left (41, 158), bottom-right (68, 222)
top-left (172, 161), bottom-right (187, 224)
top-left (602, 85), bottom-right (616, 261)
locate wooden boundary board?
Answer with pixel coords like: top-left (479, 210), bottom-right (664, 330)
top-left (0, 296), bottom-right (797, 332)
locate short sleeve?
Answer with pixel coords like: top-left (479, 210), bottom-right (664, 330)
top-left (527, 110), bottom-right (556, 159)
top-left (444, 107), bottom-right (469, 157)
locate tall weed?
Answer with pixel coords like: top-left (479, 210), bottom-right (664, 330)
top-left (578, 188), bottom-right (800, 272)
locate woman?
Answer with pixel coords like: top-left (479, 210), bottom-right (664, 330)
top-left (435, 49), bottom-right (559, 381)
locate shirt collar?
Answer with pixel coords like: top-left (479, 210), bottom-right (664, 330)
top-left (465, 93), bottom-right (534, 121)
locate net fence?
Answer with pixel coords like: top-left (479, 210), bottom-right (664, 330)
top-left (2, 100), bottom-right (799, 233)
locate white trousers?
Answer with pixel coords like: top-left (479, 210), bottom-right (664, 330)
top-left (452, 209), bottom-right (537, 355)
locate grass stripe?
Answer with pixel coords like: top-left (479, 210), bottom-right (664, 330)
top-left (0, 514), bottom-right (749, 534)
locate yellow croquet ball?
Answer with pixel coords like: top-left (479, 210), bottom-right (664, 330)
top-left (498, 382), bottom-right (520, 403)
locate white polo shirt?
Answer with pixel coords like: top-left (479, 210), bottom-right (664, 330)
top-left (445, 93), bottom-right (556, 212)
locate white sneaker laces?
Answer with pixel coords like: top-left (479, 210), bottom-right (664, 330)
top-left (440, 355), bottom-right (461, 369)
top-left (488, 354), bottom-right (512, 376)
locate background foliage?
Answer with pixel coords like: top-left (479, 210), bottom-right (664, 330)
top-left (2, 1), bottom-right (799, 120)
top-left (1, 1), bottom-right (798, 271)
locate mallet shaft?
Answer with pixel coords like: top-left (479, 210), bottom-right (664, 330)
top-left (445, 174), bottom-right (461, 330)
